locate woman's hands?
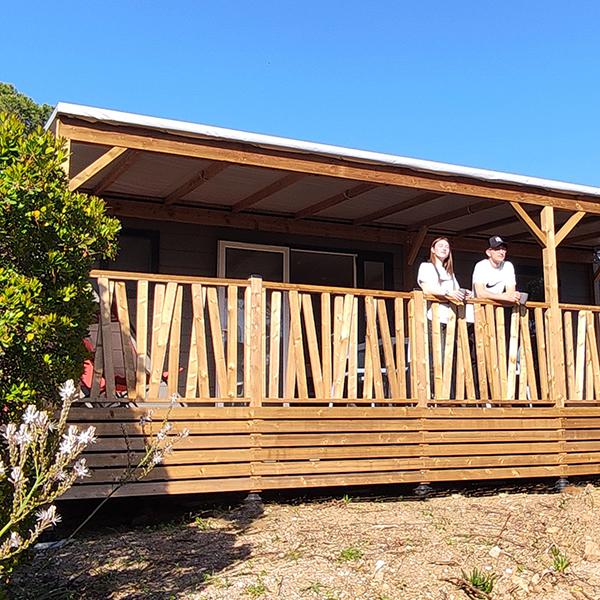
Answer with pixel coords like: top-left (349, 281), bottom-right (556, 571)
top-left (446, 289), bottom-right (471, 302)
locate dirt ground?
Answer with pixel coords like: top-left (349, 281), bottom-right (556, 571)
top-left (10, 481), bottom-right (600, 599)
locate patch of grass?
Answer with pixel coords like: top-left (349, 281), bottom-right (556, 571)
top-left (245, 578), bottom-right (267, 598)
top-left (338, 546), bottom-right (363, 561)
top-left (550, 545), bottom-right (570, 573)
top-left (303, 580), bottom-right (324, 594)
top-left (202, 571), bottom-right (230, 588)
top-left (285, 548), bottom-right (303, 561)
top-left (461, 567), bottom-right (497, 594)
top-left (341, 493), bottom-right (352, 505)
top-left (193, 516), bottom-right (212, 530)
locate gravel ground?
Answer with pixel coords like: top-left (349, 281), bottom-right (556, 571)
top-left (10, 482), bottom-right (600, 599)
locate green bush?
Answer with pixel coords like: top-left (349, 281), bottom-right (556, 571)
top-left (0, 113), bottom-right (120, 420)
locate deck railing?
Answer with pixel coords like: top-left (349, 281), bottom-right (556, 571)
top-left (85, 270), bottom-right (600, 407)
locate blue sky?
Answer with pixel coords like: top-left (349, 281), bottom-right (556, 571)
top-left (5, 1), bottom-right (600, 185)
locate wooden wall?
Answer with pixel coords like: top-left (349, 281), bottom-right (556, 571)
top-left (64, 406), bottom-right (600, 499)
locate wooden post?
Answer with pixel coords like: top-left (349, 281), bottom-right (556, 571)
top-left (412, 290), bottom-right (429, 406)
top-left (540, 206), bottom-right (566, 405)
top-left (248, 276), bottom-right (264, 407)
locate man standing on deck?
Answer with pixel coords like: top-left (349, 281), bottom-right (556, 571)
top-left (472, 236), bottom-right (521, 303)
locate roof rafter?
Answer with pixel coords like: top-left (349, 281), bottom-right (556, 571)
top-left (93, 149), bottom-right (141, 195)
top-left (410, 200), bottom-right (494, 229)
top-left (353, 191), bottom-right (444, 225)
top-left (69, 146), bottom-right (128, 192)
top-left (294, 182), bottom-right (378, 219)
top-left (164, 162), bottom-right (229, 205)
top-left (232, 172), bottom-right (305, 213)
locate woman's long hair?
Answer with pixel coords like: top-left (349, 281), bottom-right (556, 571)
top-left (429, 237), bottom-right (454, 277)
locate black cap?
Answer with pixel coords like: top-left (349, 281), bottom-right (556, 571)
top-left (488, 235), bottom-right (507, 249)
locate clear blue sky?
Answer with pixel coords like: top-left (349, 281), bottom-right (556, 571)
top-left (5, 1), bottom-right (600, 186)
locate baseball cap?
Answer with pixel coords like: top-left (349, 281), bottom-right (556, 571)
top-left (488, 235), bottom-right (507, 249)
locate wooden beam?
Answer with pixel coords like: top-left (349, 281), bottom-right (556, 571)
top-left (232, 172), bottom-right (305, 213)
top-left (407, 226), bottom-right (429, 266)
top-left (59, 121), bottom-right (600, 215)
top-left (509, 202), bottom-right (547, 246)
top-left (294, 182), bottom-right (378, 219)
top-left (456, 212), bottom-right (529, 236)
top-left (555, 211), bottom-right (587, 246)
top-left (69, 146), bottom-right (128, 191)
top-left (541, 206), bottom-right (566, 405)
top-left (410, 200), bottom-right (494, 229)
top-left (106, 196), bottom-right (594, 263)
top-left (561, 226), bottom-right (600, 245)
top-left (353, 191), bottom-right (443, 225)
top-left (93, 149), bottom-right (140, 195)
top-left (164, 161), bottom-right (229, 205)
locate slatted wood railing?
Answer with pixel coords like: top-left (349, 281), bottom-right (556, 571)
top-left (85, 270), bottom-right (600, 405)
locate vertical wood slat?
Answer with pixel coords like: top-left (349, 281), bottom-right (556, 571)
top-left (534, 307), bottom-right (549, 401)
top-left (430, 303), bottom-right (443, 400)
top-left (455, 329), bottom-right (465, 401)
top-left (377, 299), bottom-right (400, 398)
top-left (408, 298), bottom-right (416, 400)
top-left (520, 308), bottom-right (538, 401)
top-left (135, 280), bottom-right (148, 401)
top-left (545, 310), bottom-right (556, 402)
top-left (301, 293), bottom-right (324, 398)
top-left (495, 306), bottom-right (508, 399)
top-left (484, 304), bottom-right (500, 399)
top-left (148, 282), bottom-right (177, 400)
top-left (441, 307), bottom-right (456, 399)
top-left (457, 304), bottom-right (476, 400)
top-left (563, 311), bottom-right (575, 400)
top-left (321, 293), bottom-right (332, 399)
top-left (506, 306), bottom-right (520, 401)
top-left (473, 303), bottom-right (489, 401)
top-left (167, 284), bottom-right (183, 397)
top-left (332, 294), bottom-right (354, 399)
top-left (412, 291), bottom-right (428, 406)
top-left (185, 320), bottom-right (198, 398)
top-left (288, 290), bottom-right (308, 399)
top-left (261, 288), bottom-right (267, 399)
top-left (348, 296), bottom-right (358, 398)
top-left (98, 278), bottom-right (116, 400)
top-left (365, 296), bottom-right (384, 399)
top-left (227, 285), bottom-right (238, 399)
top-left (149, 284), bottom-right (165, 398)
top-left (192, 284), bottom-right (210, 398)
top-left (243, 286), bottom-right (252, 398)
top-left (362, 332), bottom-right (373, 400)
top-left (114, 282), bottom-right (136, 399)
top-left (248, 277), bottom-right (264, 406)
top-left (517, 321), bottom-right (528, 401)
top-left (586, 310), bottom-right (600, 399)
top-left (394, 298), bottom-right (407, 398)
top-left (90, 316), bottom-right (104, 399)
top-left (575, 310), bottom-right (587, 400)
top-left (332, 295), bottom-right (343, 393)
top-left (268, 291), bottom-right (281, 398)
top-left (207, 287), bottom-right (228, 398)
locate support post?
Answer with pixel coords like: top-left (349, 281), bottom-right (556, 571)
top-left (412, 290), bottom-right (429, 406)
top-left (248, 276), bottom-right (264, 407)
top-left (540, 207), bottom-right (566, 405)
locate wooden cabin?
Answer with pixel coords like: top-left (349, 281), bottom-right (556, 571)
top-left (47, 103), bottom-right (600, 499)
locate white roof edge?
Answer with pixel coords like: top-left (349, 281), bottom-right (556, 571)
top-left (48, 102), bottom-right (600, 199)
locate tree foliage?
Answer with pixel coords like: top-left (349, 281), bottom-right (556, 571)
top-left (0, 113), bottom-right (120, 420)
top-left (0, 84), bottom-right (53, 133)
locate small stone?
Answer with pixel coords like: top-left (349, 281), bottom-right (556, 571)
top-left (584, 539), bottom-right (600, 561)
top-left (547, 526), bottom-right (560, 535)
top-left (531, 573), bottom-right (541, 585)
top-left (511, 575), bottom-right (529, 592)
top-left (488, 545), bottom-right (501, 558)
top-left (373, 559), bottom-right (385, 581)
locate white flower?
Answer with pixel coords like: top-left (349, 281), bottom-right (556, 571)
top-left (54, 470), bottom-right (67, 482)
top-left (151, 452), bottom-right (163, 465)
top-left (73, 458), bottom-right (90, 478)
top-left (8, 467), bottom-right (24, 485)
top-left (34, 410), bottom-right (50, 430)
top-left (2, 423), bottom-right (17, 443)
top-left (77, 426), bottom-right (96, 445)
top-left (139, 410), bottom-right (153, 425)
top-left (0, 459), bottom-right (5, 477)
top-left (180, 428), bottom-right (190, 439)
top-left (8, 532), bottom-right (21, 549)
top-left (59, 379), bottom-right (77, 402)
top-left (156, 422), bottom-right (173, 440)
top-left (15, 424), bottom-right (33, 448)
top-left (170, 393), bottom-right (178, 406)
top-left (22, 405), bottom-right (39, 425)
top-left (35, 505), bottom-right (61, 527)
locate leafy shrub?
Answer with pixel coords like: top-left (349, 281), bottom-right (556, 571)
top-left (0, 113), bottom-right (120, 419)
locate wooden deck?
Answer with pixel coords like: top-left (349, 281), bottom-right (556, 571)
top-left (65, 270), bottom-right (600, 498)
